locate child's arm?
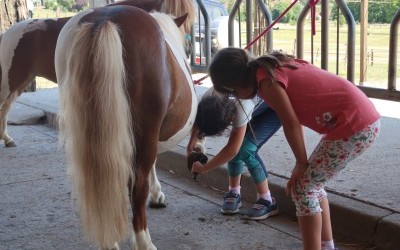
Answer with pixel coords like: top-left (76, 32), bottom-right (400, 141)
top-left (258, 79), bottom-right (308, 195)
top-left (187, 125), bottom-right (201, 156)
top-left (191, 125), bottom-right (246, 175)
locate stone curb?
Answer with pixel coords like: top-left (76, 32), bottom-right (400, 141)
top-left (8, 102), bottom-right (46, 125)
top-left (157, 146), bottom-right (400, 249)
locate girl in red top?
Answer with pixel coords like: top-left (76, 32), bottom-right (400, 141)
top-left (205, 47), bottom-right (380, 250)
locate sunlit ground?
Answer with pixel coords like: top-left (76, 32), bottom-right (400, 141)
top-left (36, 77), bottom-right (57, 89)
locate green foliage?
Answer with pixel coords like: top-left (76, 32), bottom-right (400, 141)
top-left (348, 2), bottom-right (360, 22)
top-left (270, 1), bottom-right (303, 23)
top-left (369, 2), bottom-right (397, 23)
top-left (272, 2), bottom-right (291, 23)
top-left (331, 4), bottom-right (348, 25)
top-left (58, 0), bottom-right (75, 11)
top-left (219, 0), bottom-right (303, 23)
top-left (44, 0), bottom-right (58, 11)
top-left (44, 0), bottom-right (83, 12)
top-left (331, 0), bottom-right (400, 24)
top-left (220, 0), bottom-right (235, 12)
top-left (35, 4), bottom-right (80, 18)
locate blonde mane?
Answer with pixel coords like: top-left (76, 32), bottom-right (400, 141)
top-left (161, 0), bottom-right (195, 34)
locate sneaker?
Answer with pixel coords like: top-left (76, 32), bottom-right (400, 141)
top-left (220, 191), bottom-right (242, 214)
top-left (243, 198), bottom-right (279, 220)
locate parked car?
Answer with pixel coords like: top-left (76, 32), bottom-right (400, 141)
top-left (193, 0), bottom-right (239, 64)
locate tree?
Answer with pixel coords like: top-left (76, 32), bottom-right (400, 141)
top-left (1, 0), bottom-right (29, 31)
top-left (269, 1), bottom-right (303, 23)
top-left (220, 0), bottom-right (236, 12)
top-left (331, 0), bottom-right (400, 24)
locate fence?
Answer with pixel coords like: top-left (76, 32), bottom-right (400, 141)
top-left (191, 0), bottom-right (400, 102)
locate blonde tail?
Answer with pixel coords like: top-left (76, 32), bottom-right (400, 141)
top-left (59, 21), bottom-right (134, 248)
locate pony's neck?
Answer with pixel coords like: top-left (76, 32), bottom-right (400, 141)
top-left (151, 12), bottom-right (186, 58)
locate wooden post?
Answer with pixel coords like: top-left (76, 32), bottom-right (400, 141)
top-left (360, 0), bottom-right (368, 85)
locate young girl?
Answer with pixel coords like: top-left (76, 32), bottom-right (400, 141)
top-left (187, 86), bottom-right (281, 220)
top-left (195, 47), bottom-right (381, 250)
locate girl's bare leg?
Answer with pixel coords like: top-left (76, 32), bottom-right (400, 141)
top-left (320, 197), bottom-right (333, 241)
top-left (299, 213), bottom-right (322, 250)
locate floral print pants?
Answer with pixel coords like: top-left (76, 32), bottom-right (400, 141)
top-left (292, 119), bottom-right (381, 216)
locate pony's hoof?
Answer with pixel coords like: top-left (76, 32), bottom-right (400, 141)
top-left (148, 201), bottom-right (167, 209)
top-left (111, 242), bottom-right (119, 250)
top-left (148, 191), bottom-right (166, 208)
top-left (5, 141), bottom-right (16, 147)
top-left (99, 242), bottom-right (119, 250)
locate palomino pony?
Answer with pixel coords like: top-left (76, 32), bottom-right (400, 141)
top-left (0, 0), bottom-right (195, 148)
top-left (55, 6), bottom-right (196, 250)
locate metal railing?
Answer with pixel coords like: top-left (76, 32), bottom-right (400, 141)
top-left (191, 0), bottom-right (400, 102)
top-left (191, 0), bottom-right (212, 73)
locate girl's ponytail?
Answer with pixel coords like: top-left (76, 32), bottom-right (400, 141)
top-left (256, 51), bottom-right (297, 81)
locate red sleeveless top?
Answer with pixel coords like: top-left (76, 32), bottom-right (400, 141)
top-left (256, 59), bottom-right (380, 140)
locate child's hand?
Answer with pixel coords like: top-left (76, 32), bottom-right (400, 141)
top-left (191, 161), bottom-right (205, 175)
top-left (286, 162), bottom-right (308, 196)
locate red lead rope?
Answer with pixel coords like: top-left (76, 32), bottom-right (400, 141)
top-left (244, 0), bottom-right (300, 50)
top-left (309, 0), bottom-right (320, 36)
top-left (193, 0), bottom-right (319, 85)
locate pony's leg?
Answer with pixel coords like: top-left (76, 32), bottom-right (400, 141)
top-left (147, 138), bottom-right (205, 208)
top-left (148, 161), bottom-right (166, 208)
top-left (130, 159), bottom-right (157, 250)
top-left (0, 93), bottom-right (18, 147)
top-left (132, 228), bottom-right (156, 250)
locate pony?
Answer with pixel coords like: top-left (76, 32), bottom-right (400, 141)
top-left (0, 0), bottom-right (195, 148)
top-left (1, 0), bottom-right (196, 231)
top-left (55, 6), bottom-right (197, 250)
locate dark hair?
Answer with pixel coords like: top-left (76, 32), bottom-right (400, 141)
top-left (194, 94), bottom-right (237, 137)
top-left (209, 47), bottom-right (297, 96)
